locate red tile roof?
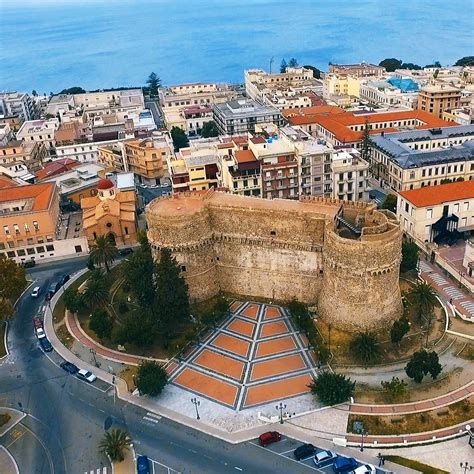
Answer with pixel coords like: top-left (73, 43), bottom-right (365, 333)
top-left (399, 181), bottom-right (474, 208)
top-left (35, 159), bottom-right (80, 180)
top-left (235, 149), bottom-right (258, 164)
top-left (0, 183), bottom-right (56, 210)
top-left (0, 175), bottom-right (18, 189)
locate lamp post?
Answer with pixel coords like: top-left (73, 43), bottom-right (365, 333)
top-left (360, 429), bottom-right (367, 452)
top-left (276, 402), bottom-right (287, 424)
top-left (90, 347), bottom-right (98, 367)
top-left (191, 398), bottom-right (200, 420)
top-left (460, 462), bottom-right (473, 474)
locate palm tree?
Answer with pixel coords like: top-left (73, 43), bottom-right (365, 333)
top-left (99, 428), bottom-right (131, 462)
top-left (89, 234), bottom-right (117, 272)
top-left (407, 281), bottom-right (438, 323)
top-left (349, 332), bottom-right (380, 366)
top-left (84, 277), bottom-right (109, 308)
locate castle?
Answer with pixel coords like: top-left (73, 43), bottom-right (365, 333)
top-left (146, 189), bottom-right (403, 330)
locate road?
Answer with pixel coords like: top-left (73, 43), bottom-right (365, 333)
top-left (1, 256), bottom-right (336, 474)
top-left (145, 99), bottom-right (161, 128)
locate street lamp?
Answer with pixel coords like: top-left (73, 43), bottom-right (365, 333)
top-left (276, 402), bottom-right (286, 424)
top-left (90, 347), bottom-right (98, 367)
top-left (191, 397), bottom-right (200, 420)
top-left (460, 462), bottom-right (473, 474)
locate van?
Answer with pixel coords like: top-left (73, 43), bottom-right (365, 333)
top-left (258, 431), bottom-right (281, 447)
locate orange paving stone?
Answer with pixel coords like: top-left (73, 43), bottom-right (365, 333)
top-left (227, 319), bottom-right (256, 337)
top-left (250, 354), bottom-right (307, 381)
top-left (240, 303), bottom-right (260, 320)
top-left (174, 368), bottom-right (239, 407)
top-left (212, 333), bottom-right (250, 357)
top-left (244, 373), bottom-right (313, 407)
top-left (260, 320), bottom-right (289, 338)
top-left (194, 349), bottom-right (244, 381)
top-left (165, 361), bottom-right (179, 375)
top-left (230, 301), bottom-right (243, 312)
top-left (255, 336), bottom-right (297, 358)
top-left (263, 306), bottom-right (283, 320)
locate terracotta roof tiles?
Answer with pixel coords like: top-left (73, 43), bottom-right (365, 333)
top-left (0, 183), bottom-right (56, 211)
top-left (399, 181), bottom-right (474, 208)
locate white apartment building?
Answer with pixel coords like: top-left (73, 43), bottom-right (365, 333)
top-left (16, 119), bottom-right (59, 150)
top-left (73, 89), bottom-right (145, 110)
top-left (55, 138), bottom-right (132, 163)
top-left (331, 148), bottom-right (369, 202)
top-left (0, 92), bottom-right (39, 121)
top-left (359, 80), bottom-right (418, 109)
top-left (397, 180), bottom-right (474, 246)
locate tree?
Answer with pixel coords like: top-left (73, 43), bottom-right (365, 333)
top-left (200, 120), bottom-right (219, 138)
top-left (361, 119), bottom-right (373, 167)
top-left (0, 256), bottom-right (27, 323)
top-left (31, 90), bottom-right (38, 97)
top-left (349, 332), bottom-right (380, 365)
top-left (63, 288), bottom-right (84, 314)
top-left (83, 277), bottom-right (109, 308)
top-left (154, 248), bottom-right (190, 341)
top-left (146, 72), bottom-right (161, 97)
top-left (406, 281), bottom-right (438, 324)
top-left (280, 58), bottom-right (287, 73)
top-left (381, 376), bottom-right (408, 399)
top-left (135, 361), bottom-right (168, 396)
top-left (308, 371), bottom-right (355, 405)
top-left (381, 194), bottom-right (397, 213)
top-left (379, 58), bottom-right (402, 72)
top-left (113, 310), bottom-right (155, 346)
top-left (303, 65), bottom-right (321, 79)
top-left (121, 232), bottom-right (156, 309)
top-left (405, 350), bottom-right (442, 383)
top-left (89, 309), bottom-right (113, 340)
top-left (390, 317), bottom-right (410, 346)
top-left (89, 234), bottom-right (117, 272)
top-left (59, 87), bottom-right (86, 94)
top-left (455, 56), bottom-right (474, 67)
top-left (170, 126), bottom-right (189, 151)
top-left (425, 61), bottom-right (441, 68)
top-left (99, 428), bottom-right (131, 462)
top-left (288, 58), bottom-right (299, 68)
top-left (400, 62), bottom-right (422, 70)
top-left (401, 241), bottom-right (419, 273)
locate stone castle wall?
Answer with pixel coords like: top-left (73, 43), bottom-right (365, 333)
top-left (146, 191), bottom-right (403, 330)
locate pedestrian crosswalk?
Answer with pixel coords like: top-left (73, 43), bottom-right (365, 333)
top-left (460, 301), bottom-right (474, 318)
top-left (84, 468), bottom-right (107, 474)
top-left (429, 274), bottom-right (448, 286)
top-left (444, 286), bottom-right (464, 300)
top-left (419, 261), bottom-right (431, 273)
top-left (142, 411), bottom-right (162, 424)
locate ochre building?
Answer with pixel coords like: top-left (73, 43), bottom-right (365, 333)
top-left (146, 189), bottom-right (403, 330)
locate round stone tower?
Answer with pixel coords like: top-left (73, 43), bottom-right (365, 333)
top-left (318, 207), bottom-right (403, 331)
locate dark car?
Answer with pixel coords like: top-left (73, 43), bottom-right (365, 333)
top-left (118, 247), bottom-right (133, 256)
top-left (39, 338), bottom-right (53, 352)
top-left (60, 361), bottom-right (79, 374)
top-left (294, 443), bottom-right (315, 460)
top-left (45, 285), bottom-right (56, 301)
top-left (60, 274), bottom-right (70, 286)
top-left (33, 316), bottom-right (43, 329)
top-left (333, 456), bottom-right (358, 473)
top-left (136, 455), bottom-right (150, 474)
top-left (258, 431), bottom-right (281, 447)
top-left (21, 260), bottom-right (36, 268)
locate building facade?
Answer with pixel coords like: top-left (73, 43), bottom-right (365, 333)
top-left (331, 149), bottom-right (370, 202)
top-left (417, 84), bottom-right (462, 118)
top-left (0, 92), bottom-right (39, 121)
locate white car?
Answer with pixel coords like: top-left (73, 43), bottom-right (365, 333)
top-left (313, 450), bottom-right (336, 466)
top-left (31, 286), bottom-right (41, 298)
top-left (35, 327), bottom-right (46, 339)
top-left (351, 464), bottom-right (376, 474)
top-left (77, 369), bottom-right (97, 383)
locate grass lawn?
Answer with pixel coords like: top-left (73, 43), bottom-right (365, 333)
top-left (120, 366), bottom-right (138, 392)
top-left (348, 397), bottom-right (473, 435)
top-left (384, 455), bottom-right (448, 474)
top-left (0, 413), bottom-right (11, 428)
top-left (0, 322), bottom-right (7, 358)
top-left (458, 342), bottom-right (474, 361)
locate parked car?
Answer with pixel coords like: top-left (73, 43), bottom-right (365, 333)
top-left (314, 449), bottom-right (337, 466)
top-left (351, 465), bottom-right (376, 474)
top-left (77, 369), bottom-right (97, 383)
top-left (33, 317), bottom-right (43, 329)
top-left (35, 327), bottom-right (46, 339)
top-left (31, 286), bottom-right (41, 298)
top-left (294, 443), bottom-right (315, 460)
top-left (258, 431), bottom-right (281, 447)
top-left (333, 456), bottom-right (359, 473)
top-left (60, 274), bottom-right (70, 286)
top-left (118, 247), bottom-right (133, 256)
top-left (60, 361), bottom-right (79, 374)
top-left (45, 282), bottom-right (60, 301)
top-left (39, 338), bottom-right (53, 352)
top-left (21, 260), bottom-right (36, 268)
top-left (136, 455), bottom-right (150, 474)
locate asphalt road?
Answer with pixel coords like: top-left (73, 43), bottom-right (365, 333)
top-left (0, 256), bottom-right (325, 474)
top-left (145, 99), bottom-right (161, 128)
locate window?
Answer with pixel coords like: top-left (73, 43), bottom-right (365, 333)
top-left (7, 251), bottom-right (15, 258)
top-left (270, 230), bottom-right (276, 236)
top-left (3, 225), bottom-right (9, 235)
top-left (426, 208), bottom-right (433, 219)
top-left (453, 203), bottom-right (460, 213)
top-left (33, 221), bottom-right (39, 231)
top-left (27, 248), bottom-right (35, 255)
top-left (124, 226), bottom-right (129, 235)
top-left (36, 246), bottom-right (45, 254)
top-left (46, 244), bottom-right (54, 252)
top-left (17, 249), bottom-right (26, 256)
top-left (75, 245), bottom-right (82, 253)
top-left (464, 202), bottom-right (470, 211)
top-left (13, 224), bottom-right (20, 234)
top-left (405, 203), bottom-right (409, 213)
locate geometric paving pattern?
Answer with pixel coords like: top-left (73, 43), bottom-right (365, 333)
top-left (167, 302), bottom-right (318, 410)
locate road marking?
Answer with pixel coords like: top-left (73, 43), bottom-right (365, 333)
top-left (280, 447), bottom-right (295, 454)
top-left (143, 416), bottom-right (160, 424)
top-left (235, 467), bottom-right (243, 471)
top-left (5, 428), bottom-right (26, 448)
top-left (21, 423), bottom-right (55, 474)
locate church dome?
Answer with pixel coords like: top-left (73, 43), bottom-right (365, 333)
top-left (97, 178), bottom-right (114, 190)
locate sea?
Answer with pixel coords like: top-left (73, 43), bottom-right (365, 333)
top-left (0, 0), bottom-right (473, 94)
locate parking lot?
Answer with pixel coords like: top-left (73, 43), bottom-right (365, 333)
top-left (248, 435), bottom-right (386, 473)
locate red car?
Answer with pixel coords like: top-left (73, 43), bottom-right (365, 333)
top-left (33, 317), bottom-right (43, 329)
top-left (258, 431), bottom-right (281, 447)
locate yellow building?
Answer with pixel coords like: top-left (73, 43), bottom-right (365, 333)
top-left (81, 178), bottom-right (137, 247)
top-left (323, 74), bottom-right (361, 99)
top-left (417, 84), bottom-right (462, 118)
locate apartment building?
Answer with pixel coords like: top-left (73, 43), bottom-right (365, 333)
top-left (0, 140), bottom-right (47, 171)
top-left (213, 98), bottom-right (284, 135)
top-left (417, 84), bottom-right (462, 118)
top-left (0, 123), bottom-right (14, 146)
top-left (370, 125), bottom-right (474, 192)
top-left (72, 89), bottom-right (145, 111)
top-left (331, 149), bottom-right (369, 202)
top-left (16, 119), bottom-right (59, 151)
top-left (359, 79), bottom-right (419, 108)
top-left (245, 67), bottom-right (323, 110)
top-left (397, 181), bottom-right (474, 246)
top-left (328, 63), bottom-right (385, 77)
top-left (442, 108), bottom-right (473, 126)
top-left (322, 74), bottom-right (362, 100)
top-left (164, 105), bottom-right (214, 136)
top-left (0, 92), bottom-right (39, 121)
top-left (0, 183), bottom-right (87, 264)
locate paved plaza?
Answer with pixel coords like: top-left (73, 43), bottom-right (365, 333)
top-left (167, 302), bottom-right (318, 411)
